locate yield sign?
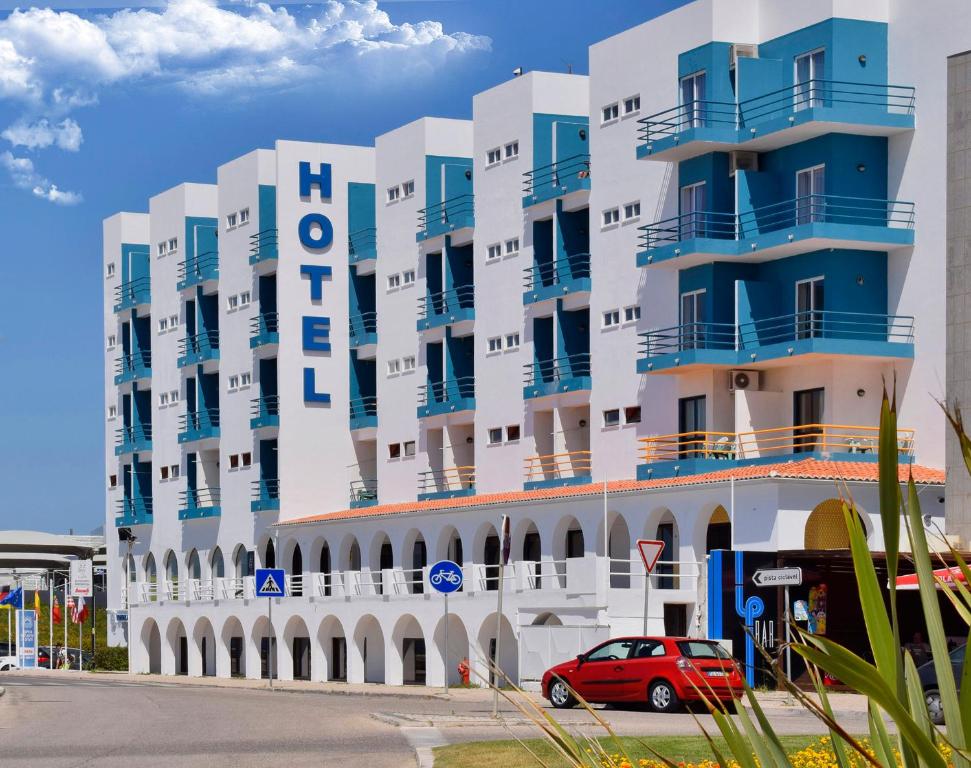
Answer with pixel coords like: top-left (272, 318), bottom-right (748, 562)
top-left (636, 539), bottom-right (665, 573)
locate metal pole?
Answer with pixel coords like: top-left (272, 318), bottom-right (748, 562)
top-left (492, 553), bottom-right (505, 717)
top-left (642, 567), bottom-right (651, 635)
top-left (443, 593), bottom-right (449, 695)
top-left (268, 597), bottom-right (273, 690)
top-left (48, 574), bottom-right (53, 669)
top-left (63, 576), bottom-right (67, 669)
top-left (784, 584), bottom-right (792, 683)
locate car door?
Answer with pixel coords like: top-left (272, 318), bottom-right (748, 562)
top-left (625, 639), bottom-right (668, 699)
top-left (570, 639), bottom-right (637, 703)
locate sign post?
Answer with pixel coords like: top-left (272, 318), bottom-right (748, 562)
top-left (428, 560), bottom-right (463, 695)
top-left (636, 540), bottom-right (665, 635)
top-left (255, 568), bottom-right (286, 689)
top-left (752, 567), bottom-right (803, 685)
top-left (16, 609), bottom-right (37, 669)
top-left (70, 560), bottom-right (93, 599)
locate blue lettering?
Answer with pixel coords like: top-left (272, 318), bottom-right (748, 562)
top-left (302, 316), bottom-right (331, 352)
top-left (300, 264), bottom-right (333, 301)
top-left (299, 161), bottom-right (332, 199)
top-left (303, 368), bottom-right (331, 404)
top-left (298, 213), bottom-right (333, 250)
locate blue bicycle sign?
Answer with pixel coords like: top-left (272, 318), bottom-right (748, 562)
top-left (428, 560), bottom-right (463, 594)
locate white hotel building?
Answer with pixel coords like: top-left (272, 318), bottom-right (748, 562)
top-left (104, 0), bottom-right (969, 689)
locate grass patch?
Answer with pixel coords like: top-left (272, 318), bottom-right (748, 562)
top-left (432, 734), bottom-right (824, 768)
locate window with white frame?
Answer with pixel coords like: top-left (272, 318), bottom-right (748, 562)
top-left (106, 334), bottom-right (117, 349)
top-left (158, 392), bottom-right (169, 406)
top-left (625, 406), bottom-right (642, 424)
top-left (505, 238), bottom-right (520, 255)
top-left (229, 454), bottom-right (240, 470)
top-left (168, 237), bottom-right (178, 252)
top-left (403, 355), bottom-right (416, 372)
top-left (227, 294), bottom-right (239, 311)
top-left (169, 314), bottom-right (179, 329)
top-left (402, 180), bottom-right (415, 198)
top-left (603, 309), bottom-right (621, 328)
top-left (505, 332), bottom-right (520, 349)
top-left (403, 440), bottom-right (416, 457)
top-left (241, 452), bottom-right (252, 467)
top-left (387, 358), bottom-right (401, 375)
top-left (228, 374), bottom-right (240, 391)
top-left (603, 408), bottom-right (621, 427)
top-left (624, 305), bottom-right (641, 323)
top-left (504, 141), bottom-right (519, 159)
top-left (387, 185), bottom-right (400, 203)
top-left (239, 208), bottom-right (250, 225)
top-left (240, 372), bottom-right (252, 387)
top-left (157, 242), bottom-right (167, 257)
top-left (623, 94), bottom-right (641, 115)
top-left (106, 262), bottom-right (115, 278)
top-left (487, 243), bottom-right (502, 261)
top-left (389, 443), bottom-right (401, 459)
top-left (160, 466), bottom-right (170, 481)
top-left (602, 102), bottom-right (619, 123)
top-left (487, 147), bottom-right (502, 166)
top-left (158, 317), bottom-right (169, 332)
top-left (506, 424), bottom-right (521, 442)
top-left (169, 389), bottom-right (180, 404)
top-left (623, 201), bottom-right (641, 221)
top-left (602, 207), bottom-right (620, 227)
top-left (170, 464), bottom-right (180, 478)
top-left (107, 405), bottom-right (117, 420)
top-left (488, 427), bottom-right (503, 445)
top-left (226, 212), bottom-right (237, 229)
top-left (487, 336), bottom-right (502, 353)
top-left (387, 273), bottom-right (401, 290)
top-left (239, 290), bottom-right (251, 306)
top-left (402, 270), bottom-right (415, 286)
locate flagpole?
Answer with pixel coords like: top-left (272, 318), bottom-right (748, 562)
top-left (48, 574), bottom-right (53, 669)
top-left (63, 576), bottom-right (68, 670)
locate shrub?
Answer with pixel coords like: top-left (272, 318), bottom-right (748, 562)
top-left (91, 645), bottom-right (128, 671)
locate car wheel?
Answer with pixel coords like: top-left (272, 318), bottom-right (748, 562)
top-left (925, 689), bottom-right (945, 725)
top-left (549, 679), bottom-right (576, 709)
top-left (649, 680), bottom-right (680, 713)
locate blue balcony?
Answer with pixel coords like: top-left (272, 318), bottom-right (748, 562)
top-left (348, 311), bottom-right (377, 349)
top-left (522, 154), bottom-right (591, 208)
top-left (417, 286), bottom-right (475, 332)
top-left (115, 497), bottom-right (153, 527)
top-left (249, 228), bottom-right (278, 266)
top-left (177, 331), bottom-right (219, 368)
top-left (178, 409), bottom-right (220, 444)
top-left (250, 312), bottom-right (279, 349)
top-left (523, 353), bottom-right (591, 400)
top-left (524, 451), bottom-right (592, 491)
top-left (349, 227), bottom-right (377, 266)
top-left (179, 487), bottom-right (221, 520)
top-left (637, 323), bottom-right (737, 374)
top-left (250, 395), bottom-right (279, 430)
top-left (637, 195), bottom-right (915, 269)
top-left (350, 479), bottom-right (378, 509)
top-left (637, 80), bottom-right (916, 162)
top-left (115, 424), bottom-right (152, 456)
top-left (417, 377), bottom-right (475, 419)
top-left (251, 478), bottom-right (280, 513)
top-left (416, 194), bottom-right (475, 242)
top-left (114, 350), bottom-right (152, 385)
top-left (417, 467), bottom-right (475, 501)
top-left (523, 253), bottom-right (591, 304)
top-left (177, 251), bottom-right (219, 291)
top-left (349, 395), bottom-right (377, 431)
top-left (113, 277), bottom-right (151, 313)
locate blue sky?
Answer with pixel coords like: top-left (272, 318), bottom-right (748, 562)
top-left (0, 0), bottom-right (685, 534)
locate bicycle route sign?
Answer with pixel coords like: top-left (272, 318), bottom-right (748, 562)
top-left (428, 560), bottom-right (463, 594)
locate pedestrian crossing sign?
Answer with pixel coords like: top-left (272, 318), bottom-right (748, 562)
top-left (255, 568), bottom-right (286, 598)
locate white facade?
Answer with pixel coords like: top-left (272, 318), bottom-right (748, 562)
top-left (104, 0), bottom-right (961, 688)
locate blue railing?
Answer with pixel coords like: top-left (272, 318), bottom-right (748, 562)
top-left (524, 253), bottom-right (592, 293)
top-left (738, 311), bottom-right (914, 348)
top-left (113, 277), bottom-right (151, 312)
top-left (250, 312), bottom-right (279, 348)
top-left (417, 194), bottom-right (475, 239)
top-left (178, 409), bottom-right (220, 443)
top-left (349, 394), bottom-right (378, 423)
top-left (524, 353), bottom-right (592, 388)
top-left (417, 285), bottom-right (475, 321)
top-left (177, 330), bottom-right (220, 367)
top-left (180, 487), bottom-right (221, 519)
top-left (348, 227), bottom-right (377, 263)
top-left (177, 250), bottom-right (219, 290)
top-left (116, 496), bottom-right (153, 525)
top-left (348, 311), bottom-right (377, 346)
top-left (640, 322), bottom-right (737, 357)
top-left (637, 100), bottom-right (738, 144)
top-left (522, 153), bottom-right (591, 200)
top-left (115, 423), bottom-right (152, 454)
top-left (249, 228), bottom-right (278, 265)
top-left (114, 349), bottom-right (152, 383)
top-left (349, 479), bottom-right (378, 506)
top-left (418, 377), bottom-right (476, 408)
top-left (250, 394), bottom-right (279, 429)
top-left (251, 479), bottom-right (280, 512)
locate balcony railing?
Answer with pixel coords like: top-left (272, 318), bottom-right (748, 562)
top-left (115, 496), bottom-right (153, 526)
top-left (418, 466), bottom-right (475, 498)
top-left (417, 376), bottom-right (475, 417)
top-left (640, 322), bottom-right (736, 357)
top-left (251, 478), bottom-right (280, 512)
top-left (114, 349), bottom-right (152, 384)
top-left (179, 487), bottom-right (221, 520)
top-left (522, 153), bottom-right (591, 205)
top-left (417, 285), bottom-right (475, 328)
top-left (249, 228), bottom-right (278, 265)
top-left (349, 395), bottom-right (377, 429)
top-left (113, 277), bottom-right (151, 313)
top-left (177, 250), bottom-right (219, 290)
top-left (250, 312), bottom-right (279, 348)
top-left (349, 479), bottom-right (378, 507)
top-left (178, 409), bottom-right (220, 443)
top-left (417, 194), bottom-right (475, 240)
top-left (115, 423), bottom-right (152, 455)
top-left (348, 311), bottom-right (377, 347)
top-left (524, 451), bottom-right (592, 488)
top-left (523, 253), bottom-right (591, 301)
top-left (250, 394), bottom-right (279, 429)
top-left (523, 353), bottom-right (592, 397)
top-left (348, 227), bottom-right (377, 264)
top-left (737, 311), bottom-right (914, 349)
top-left (177, 330), bottom-right (220, 368)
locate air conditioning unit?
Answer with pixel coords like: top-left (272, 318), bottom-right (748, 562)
top-left (730, 151), bottom-right (759, 176)
top-left (729, 370), bottom-right (761, 392)
top-left (729, 43), bottom-right (759, 70)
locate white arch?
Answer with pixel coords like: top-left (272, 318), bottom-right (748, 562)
top-left (219, 615), bottom-right (246, 679)
top-left (475, 612), bottom-right (518, 687)
top-left (282, 615), bottom-right (311, 681)
top-left (390, 614), bottom-right (426, 686)
top-left (163, 617), bottom-right (187, 676)
top-left (139, 617), bottom-right (161, 674)
top-left (250, 615), bottom-right (278, 681)
top-left (191, 616), bottom-right (216, 677)
top-left (432, 612), bottom-right (471, 687)
top-left (317, 615), bottom-right (347, 682)
top-left (351, 614), bottom-right (385, 684)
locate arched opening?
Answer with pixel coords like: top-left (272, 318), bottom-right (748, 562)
top-left (369, 533), bottom-right (393, 595)
top-left (187, 549), bottom-right (201, 581)
top-left (476, 612), bottom-right (518, 686)
top-left (164, 550), bottom-right (179, 599)
top-left (608, 514), bottom-right (631, 589)
top-left (318, 616), bottom-right (347, 681)
top-left (251, 615), bottom-right (277, 680)
top-left (552, 516), bottom-right (584, 588)
top-left (264, 538), bottom-right (276, 569)
top-left (144, 552), bottom-right (157, 602)
top-left (233, 544), bottom-right (250, 578)
top-left (210, 547), bottom-right (225, 579)
top-left (290, 543), bottom-right (303, 597)
top-left (165, 618), bottom-right (188, 676)
top-left (283, 616), bottom-right (311, 681)
top-left (706, 505), bottom-right (732, 553)
top-left (221, 616), bottom-right (245, 678)
top-left (126, 554), bottom-right (137, 596)
top-left (192, 617), bottom-right (216, 676)
top-left (805, 498), bottom-right (861, 549)
top-left (519, 520), bottom-right (542, 589)
top-left (436, 526), bottom-right (464, 591)
top-left (353, 614), bottom-right (385, 683)
top-left (654, 510), bottom-right (679, 589)
top-left (532, 612), bottom-right (563, 626)
top-left (140, 618), bottom-right (161, 674)
top-left (475, 523), bottom-right (499, 591)
top-left (319, 541), bottom-right (332, 597)
top-left (404, 530), bottom-right (427, 594)
top-left (392, 614), bottom-right (426, 685)
top-left (433, 612), bottom-right (470, 686)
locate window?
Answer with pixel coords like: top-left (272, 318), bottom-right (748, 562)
top-left (587, 639), bottom-right (635, 662)
top-left (106, 262), bottom-right (115, 278)
top-left (403, 355), bottom-right (416, 372)
top-left (603, 309), bottom-right (620, 328)
top-left (488, 428), bottom-right (503, 445)
top-left (106, 334), bottom-right (117, 349)
top-left (603, 408), bottom-right (621, 427)
top-left (487, 147), bottom-right (502, 166)
top-left (504, 141), bottom-right (519, 159)
top-left (240, 372), bottom-right (252, 388)
top-left (226, 212), bottom-right (238, 229)
top-left (160, 466), bottom-right (170, 480)
top-left (681, 71), bottom-right (707, 128)
top-left (228, 375), bottom-right (240, 390)
top-left (387, 273), bottom-right (401, 290)
top-left (229, 454), bottom-right (240, 469)
top-left (168, 237), bottom-right (178, 252)
top-left (402, 270), bottom-right (415, 285)
top-left (158, 392), bottom-right (169, 406)
top-left (402, 180), bottom-right (415, 198)
top-left (158, 317), bottom-right (169, 332)
top-left (169, 389), bottom-right (179, 404)
top-left (389, 443), bottom-right (401, 459)
top-left (625, 406), bottom-right (642, 424)
top-left (239, 208), bottom-right (250, 225)
top-left (623, 201), bottom-right (641, 221)
top-left (239, 290), bottom-right (251, 306)
top-left (403, 440), bottom-right (416, 457)
top-left (107, 405), bottom-right (117, 420)
top-left (488, 336), bottom-right (502, 353)
top-left (505, 332), bottom-right (520, 349)
top-left (602, 207), bottom-right (620, 227)
top-left (387, 185), bottom-right (400, 203)
top-left (506, 424), bottom-right (521, 442)
top-left (170, 464), bottom-right (180, 479)
top-left (505, 238), bottom-right (520, 255)
top-left (623, 95), bottom-right (641, 115)
top-left (157, 242), bottom-right (167, 257)
top-left (624, 305), bottom-right (641, 322)
top-left (387, 359), bottom-right (401, 375)
top-left (795, 49), bottom-right (825, 110)
top-left (241, 452), bottom-right (252, 467)
top-left (487, 244), bottom-right (502, 261)
top-left (169, 314), bottom-right (179, 329)
top-left (602, 102), bottom-right (619, 123)
top-left (109, 474), bottom-right (118, 489)
top-left (227, 294), bottom-right (239, 311)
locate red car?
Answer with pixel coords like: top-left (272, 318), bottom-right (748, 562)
top-left (542, 636), bottom-right (743, 713)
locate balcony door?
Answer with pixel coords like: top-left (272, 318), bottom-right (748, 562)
top-left (680, 71), bottom-right (707, 128)
top-left (795, 277), bottom-right (824, 340)
top-left (794, 49), bottom-right (825, 110)
top-left (796, 165), bottom-right (825, 225)
top-left (680, 182), bottom-right (707, 240)
top-left (793, 388), bottom-right (824, 454)
top-left (678, 395), bottom-right (706, 459)
top-left (680, 289), bottom-right (706, 350)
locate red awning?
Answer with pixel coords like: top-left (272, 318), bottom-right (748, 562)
top-left (895, 566), bottom-right (968, 590)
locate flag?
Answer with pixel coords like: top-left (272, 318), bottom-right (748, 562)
top-left (67, 596), bottom-right (76, 622)
top-left (34, 590), bottom-right (41, 614)
top-left (0, 586), bottom-right (23, 608)
top-left (71, 596), bottom-right (88, 625)
top-left (500, 515), bottom-right (511, 566)
top-left (52, 595), bottom-right (62, 624)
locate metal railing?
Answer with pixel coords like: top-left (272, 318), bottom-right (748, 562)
top-left (179, 409), bottom-right (220, 438)
top-left (178, 330), bottom-right (220, 362)
top-left (249, 228), bottom-right (278, 263)
top-left (113, 277), bottom-right (151, 310)
top-left (417, 376), bottom-right (476, 407)
top-left (737, 311), bottom-right (914, 348)
top-left (608, 559), bottom-right (702, 591)
top-left (349, 395), bottom-right (377, 422)
top-left (523, 352), bottom-right (591, 388)
top-left (180, 487), bottom-right (221, 511)
top-left (417, 284), bottom-right (475, 320)
top-left (250, 394), bottom-right (279, 424)
top-left (417, 194), bottom-right (475, 235)
top-left (523, 252), bottom-right (591, 293)
top-left (524, 451), bottom-right (592, 483)
top-left (250, 311), bottom-right (279, 342)
top-left (116, 496), bottom-right (153, 520)
top-left (115, 423), bottom-right (152, 449)
top-left (418, 466), bottom-right (475, 495)
top-left (115, 349), bottom-right (152, 377)
top-left (349, 479), bottom-right (378, 505)
top-left (640, 322), bottom-right (736, 357)
top-left (251, 478), bottom-right (280, 505)
top-left (348, 311), bottom-right (377, 344)
top-left (348, 227), bottom-right (377, 261)
top-left (522, 153), bottom-right (591, 198)
top-left (177, 250), bottom-right (219, 287)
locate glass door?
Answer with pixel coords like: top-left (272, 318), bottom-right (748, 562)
top-left (793, 388), bottom-right (824, 453)
top-left (796, 165), bottom-right (825, 225)
top-left (680, 71), bottom-right (707, 128)
top-left (795, 277), bottom-right (824, 339)
top-left (680, 290), bottom-right (706, 350)
top-left (678, 395), bottom-right (706, 459)
top-left (679, 182), bottom-right (707, 239)
top-left (794, 49), bottom-right (825, 110)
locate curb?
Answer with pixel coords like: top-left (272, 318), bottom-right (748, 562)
top-left (0, 686), bottom-right (5, 698)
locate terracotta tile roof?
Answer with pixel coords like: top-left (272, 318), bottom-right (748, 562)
top-left (274, 459), bottom-right (944, 528)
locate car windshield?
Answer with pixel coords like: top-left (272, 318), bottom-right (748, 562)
top-left (677, 641), bottom-right (731, 660)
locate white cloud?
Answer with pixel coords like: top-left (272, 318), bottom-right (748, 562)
top-left (0, 150), bottom-right (82, 205)
top-left (2, 118), bottom-right (83, 151)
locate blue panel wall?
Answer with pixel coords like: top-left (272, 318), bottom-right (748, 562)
top-left (348, 182), bottom-right (376, 232)
top-left (424, 156), bottom-right (472, 209)
top-left (258, 185), bottom-right (277, 231)
top-left (678, 41), bottom-right (735, 101)
top-left (260, 439), bottom-right (279, 481)
top-left (426, 250), bottom-right (443, 299)
top-left (557, 201), bottom-right (590, 257)
top-left (556, 304), bottom-right (590, 360)
top-left (259, 357), bottom-right (278, 398)
top-left (534, 316), bottom-right (554, 364)
top-left (349, 352), bottom-right (376, 401)
top-left (426, 341), bottom-right (444, 386)
top-left (121, 243), bottom-right (150, 284)
top-left (133, 388), bottom-right (152, 428)
top-left (349, 267), bottom-right (375, 317)
top-left (532, 113), bottom-right (589, 170)
top-left (533, 217), bottom-right (554, 274)
top-left (200, 370), bottom-right (219, 412)
top-left (678, 152), bottom-right (733, 214)
top-left (446, 330), bottom-right (475, 383)
top-left (133, 315), bottom-right (151, 355)
top-left (445, 238), bottom-right (473, 293)
top-left (133, 459), bottom-right (152, 501)
top-left (184, 216), bottom-right (218, 262)
top-left (198, 290), bottom-right (219, 335)
top-left (258, 273), bottom-right (277, 314)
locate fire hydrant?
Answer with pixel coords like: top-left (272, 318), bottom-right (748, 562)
top-left (457, 657), bottom-right (470, 686)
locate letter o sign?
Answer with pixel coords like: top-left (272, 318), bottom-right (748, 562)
top-left (298, 213), bottom-right (334, 250)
